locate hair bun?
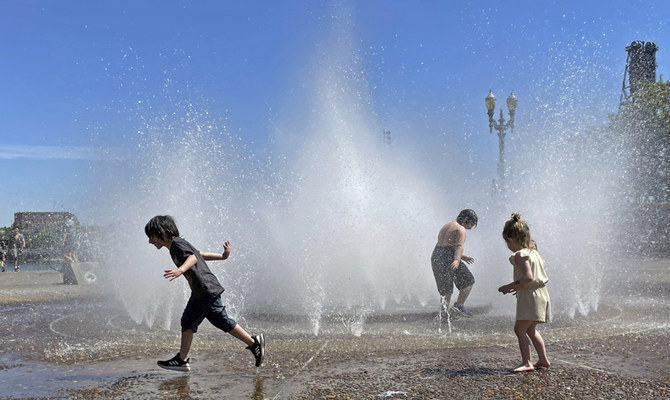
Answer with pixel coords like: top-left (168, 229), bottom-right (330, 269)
top-left (511, 213), bottom-right (521, 221)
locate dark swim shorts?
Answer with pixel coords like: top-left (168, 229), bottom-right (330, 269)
top-left (431, 245), bottom-right (475, 296)
top-left (181, 295), bottom-right (237, 333)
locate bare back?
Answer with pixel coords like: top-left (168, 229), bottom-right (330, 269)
top-left (436, 220), bottom-right (466, 248)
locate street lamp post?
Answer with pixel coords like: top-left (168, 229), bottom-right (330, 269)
top-left (485, 90), bottom-right (517, 196)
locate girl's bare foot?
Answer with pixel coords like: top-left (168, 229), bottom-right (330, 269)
top-left (513, 363), bottom-right (535, 373)
top-left (534, 361), bottom-right (551, 369)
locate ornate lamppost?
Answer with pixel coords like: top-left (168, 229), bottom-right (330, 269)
top-left (485, 90), bottom-right (517, 195)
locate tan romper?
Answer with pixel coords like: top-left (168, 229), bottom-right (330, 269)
top-left (510, 248), bottom-right (551, 323)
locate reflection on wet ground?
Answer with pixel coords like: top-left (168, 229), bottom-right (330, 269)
top-left (0, 259), bottom-right (668, 399)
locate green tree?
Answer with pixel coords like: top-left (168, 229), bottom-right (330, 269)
top-left (606, 79), bottom-right (670, 254)
top-left (31, 226), bottom-right (63, 250)
top-left (612, 79), bottom-right (670, 203)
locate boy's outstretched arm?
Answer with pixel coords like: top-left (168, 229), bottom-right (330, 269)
top-left (200, 240), bottom-right (231, 261)
top-left (164, 254), bottom-right (198, 281)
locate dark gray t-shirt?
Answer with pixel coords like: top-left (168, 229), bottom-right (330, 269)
top-left (169, 237), bottom-right (225, 301)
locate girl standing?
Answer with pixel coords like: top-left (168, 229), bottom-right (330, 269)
top-left (498, 213), bottom-right (551, 373)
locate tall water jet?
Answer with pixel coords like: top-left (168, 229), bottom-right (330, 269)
top-left (92, 18), bottom-right (447, 336)
top-left (89, 9), bottom-right (633, 336)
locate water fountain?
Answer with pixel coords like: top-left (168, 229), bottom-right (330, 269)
top-left (84, 19), bottom-right (630, 339)
top-left (3, 8), bottom-right (668, 400)
top-left (92, 33), bottom-right (447, 336)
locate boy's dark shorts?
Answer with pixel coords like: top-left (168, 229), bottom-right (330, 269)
top-left (181, 295), bottom-right (237, 333)
top-left (431, 246), bottom-right (475, 297)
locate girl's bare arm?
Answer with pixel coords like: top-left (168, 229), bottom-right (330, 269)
top-left (498, 253), bottom-right (533, 294)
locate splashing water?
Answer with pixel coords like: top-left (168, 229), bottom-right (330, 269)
top-left (90, 11), bottom-right (628, 336)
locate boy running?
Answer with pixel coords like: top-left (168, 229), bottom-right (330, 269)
top-left (145, 215), bottom-right (264, 372)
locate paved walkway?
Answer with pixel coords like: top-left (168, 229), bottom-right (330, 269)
top-left (0, 260), bottom-right (668, 399)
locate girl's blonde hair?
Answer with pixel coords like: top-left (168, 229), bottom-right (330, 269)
top-left (502, 213), bottom-right (537, 250)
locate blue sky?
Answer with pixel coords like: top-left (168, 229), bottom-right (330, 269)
top-left (1, 1), bottom-right (669, 227)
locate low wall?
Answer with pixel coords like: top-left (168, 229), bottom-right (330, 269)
top-left (62, 261), bottom-right (99, 285)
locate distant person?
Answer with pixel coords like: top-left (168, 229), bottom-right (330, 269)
top-left (431, 209), bottom-right (478, 318)
top-left (0, 246), bottom-right (5, 272)
top-left (498, 213), bottom-right (551, 373)
top-left (62, 221), bottom-right (78, 263)
top-left (145, 215), bottom-right (265, 372)
top-left (9, 228), bottom-right (25, 272)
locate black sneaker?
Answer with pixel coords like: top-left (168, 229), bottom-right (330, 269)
top-left (247, 334), bottom-right (265, 367)
top-left (157, 353), bottom-right (190, 372)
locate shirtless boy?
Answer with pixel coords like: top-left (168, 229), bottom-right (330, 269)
top-left (431, 209), bottom-right (478, 317)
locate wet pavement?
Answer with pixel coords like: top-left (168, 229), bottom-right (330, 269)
top-left (0, 259), bottom-right (668, 399)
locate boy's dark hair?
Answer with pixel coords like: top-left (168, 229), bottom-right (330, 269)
top-left (145, 215), bottom-right (180, 240)
top-left (456, 209), bottom-right (478, 228)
